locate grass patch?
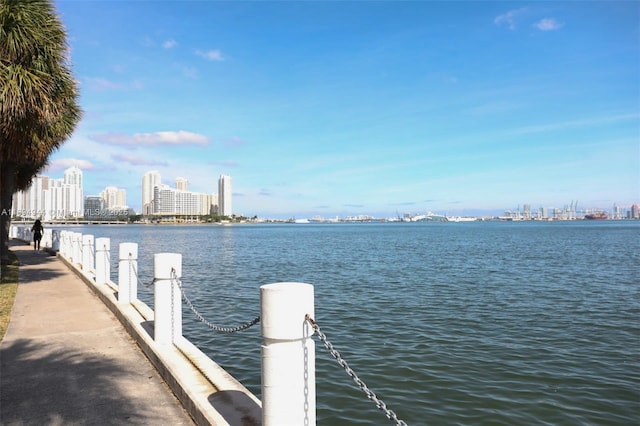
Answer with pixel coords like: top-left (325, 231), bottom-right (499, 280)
top-left (1, 250), bottom-right (20, 340)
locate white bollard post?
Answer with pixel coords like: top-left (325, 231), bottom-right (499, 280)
top-left (82, 234), bottom-right (95, 272)
top-left (66, 231), bottom-right (73, 259)
top-left (58, 230), bottom-right (67, 257)
top-left (42, 228), bottom-right (52, 249)
top-left (59, 231), bottom-right (67, 257)
top-left (63, 231), bottom-right (71, 257)
top-left (95, 238), bottom-right (111, 284)
top-left (153, 253), bottom-right (182, 344)
top-left (118, 243), bottom-right (138, 303)
top-left (52, 230), bottom-right (60, 252)
top-left (20, 226), bottom-right (29, 243)
top-left (261, 282), bottom-right (316, 426)
top-left (72, 232), bottom-right (82, 264)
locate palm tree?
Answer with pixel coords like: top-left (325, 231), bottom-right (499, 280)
top-left (0, 0), bottom-right (81, 262)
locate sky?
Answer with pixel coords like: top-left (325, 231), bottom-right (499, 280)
top-left (46, 0), bottom-right (639, 219)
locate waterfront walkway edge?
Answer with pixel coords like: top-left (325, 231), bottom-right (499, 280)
top-left (57, 250), bottom-right (262, 426)
top-left (5, 234), bottom-right (263, 426)
top-left (56, 250), bottom-right (262, 426)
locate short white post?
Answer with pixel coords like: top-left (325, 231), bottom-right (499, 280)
top-left (95, 238), bottom-right (111, 284)
top-left (261, 282), bottom-right (316, 426)
top-left (153, 253), bottom-right (182, 344)
top-left (72, 232), bottom-right (82, 264)
top-left (118, 243), bottom-right (138, 303)
top-left (51, 230), bottom-right (60, 252)
top-left (58, 230), bottom-right (67, 256)
top-left (60, 231), bottom-right (71, 258)
top-left (65, 231), bottom-right (72, 257)
top-left (42, 228), bottom-right (52, 249)
top-left (82, 234), bottom-right (95, 272)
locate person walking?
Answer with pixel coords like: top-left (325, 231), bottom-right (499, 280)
top-left (31, 219), bottom-right (44, 251)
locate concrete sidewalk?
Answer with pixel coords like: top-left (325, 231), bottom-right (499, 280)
top-left (0, 241), bottom-right (194, 425)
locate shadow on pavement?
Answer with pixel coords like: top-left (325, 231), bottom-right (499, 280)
top-left (8, 243), bottom-right (66, 285)
top-left (0, 338), bottom-right (169, 425)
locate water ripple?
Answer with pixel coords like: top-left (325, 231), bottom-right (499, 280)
top-left (67, 221), bottom-right (640, 425)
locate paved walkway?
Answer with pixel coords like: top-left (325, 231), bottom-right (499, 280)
top-left (0, 241), bottom-right (194, 425)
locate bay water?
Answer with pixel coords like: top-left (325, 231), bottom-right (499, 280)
top-left (62, 221), bottom-right (639, 425)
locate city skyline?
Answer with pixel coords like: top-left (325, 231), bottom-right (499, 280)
top-left (11, 166), bottom-right (227, 219)
top-left (42, 1), bottom-right (638, 219)
top-left (11, 165), bottom-right (637, 220)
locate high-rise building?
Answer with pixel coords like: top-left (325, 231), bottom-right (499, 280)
top-left (218, 174), bottom-right (232, 217)
top-left (152, 185), bottom-right (213, 216)
top-left (100, 186), bottom-right (127, 209)
top-left (63, 166), bottom-right (84, 217)
top-left (101, 186), bottom-right (118, 208)
top-left (12, 167), bottom-right (84, 219)
top-left (541, 207), bottom-right (549, 219)
top-left (142, 171), bottom-right (161, 216)
top-left (84, 196), bottom-right (107, 219)
top-left (116, 188), bottom-right (126, 208)
top-left (175, 177), bottom-right (189, 191)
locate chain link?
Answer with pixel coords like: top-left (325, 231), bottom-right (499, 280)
top-left (170, 269), bottom-right (260, 333)
top-left (130, 258), bottom-right (155, 288)
top-left (103, 245), bottom-right (114, 269)
top-left (305, 314), bottom-right (408, 426)
top-left (107, 255), bottom-right (404, 422)
top-left (170, 268), bottom-right (175, 342)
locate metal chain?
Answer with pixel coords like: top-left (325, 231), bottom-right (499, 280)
top-left (305, 314), bottom-right (408, 426)
top-left (170, 268), bottom-right (176, 342)
top-left (170, 269), bottom-right (260, 333)
top-left (130, 258), bottom-right (154, 288)
top-left (104, 245), bottom-right (118, 269)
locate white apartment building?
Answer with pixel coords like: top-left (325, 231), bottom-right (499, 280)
top-left (142, 170), bottom-right (162, 215)
top-left (63, 166), bottom-right (84, 217)
top-left (11, 166), bottom-right (84, 219)
top-left (100, 186), bottom-right (127, 209)
top-left (175, 177), bottom-right (188, 191)
top-left (152, 184), bottom-right (215, 216)
top-left (218, 174), bottom-right (232, 217)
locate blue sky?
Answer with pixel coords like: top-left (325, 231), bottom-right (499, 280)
top-left (47, 0), bottom-right (639, 218)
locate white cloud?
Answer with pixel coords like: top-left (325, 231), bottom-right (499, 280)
top-left (46, 158), bottom-right (95, 172)
top-left (494, 8), bottom-right (527, 30)
top-left (196, 49), bottom-right (224, 61)
top-left (163, 39), bottom-right (178, 49)
top-left (91, 130), bottom-right (211, 146)
top-left (111, 153), bottom-right (168, 166)
top-left (534, 18), bottom-right (564, 31)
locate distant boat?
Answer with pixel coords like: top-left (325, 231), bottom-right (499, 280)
top-left (584, 212), bottom-right (608, 220)
top-left (294, 218), bottom-right (310, 224)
